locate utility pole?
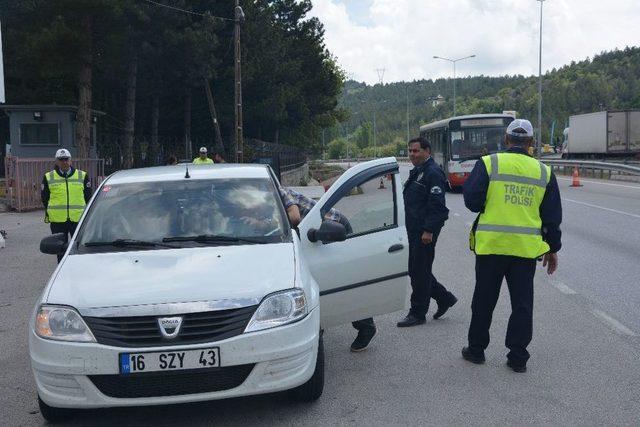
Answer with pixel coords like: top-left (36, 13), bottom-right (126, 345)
top-left (373, 109), bottom-right (377, 157)
top-left (204, 78), bottom-right (225, 157)
top-left (234, 2), bottom-right (245, 162)
top-left (537, 0), bottom-right (545, 158)
top-left (405, 84), bottom-right (410, 142)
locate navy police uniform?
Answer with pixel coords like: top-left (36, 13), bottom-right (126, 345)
top-left (463, 146), bottom-right (562, 368)
top-left (403, 157), bottom-right (457, 319)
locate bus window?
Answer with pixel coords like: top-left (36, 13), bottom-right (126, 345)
top-left (450, 127), bottom-right (505, 160)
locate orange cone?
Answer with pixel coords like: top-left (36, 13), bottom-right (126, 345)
top-left (570, 166), bottom-right (583, 187)
top-left (379, 177), bottom-right (386, 189)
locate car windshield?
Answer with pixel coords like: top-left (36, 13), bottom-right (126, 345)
top-left (450, 126), bottom-right (507, 160)
top-left (76, 178), bottom-right (290, 252)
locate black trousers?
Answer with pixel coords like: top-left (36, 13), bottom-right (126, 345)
top-left (50, 221), bottom-right (78, 262)
top-left (467, 255), bottom-right (536, 366)
top-left (408, 234), bottom-right (453, 318)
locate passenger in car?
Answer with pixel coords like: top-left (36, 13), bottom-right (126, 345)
top-left (277, 186), bottom-right (376, 353)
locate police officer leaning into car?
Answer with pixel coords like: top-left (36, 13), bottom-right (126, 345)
top-left (397, 137), bottom-right (458, 328)
top-left (462, 119), bottom-right (562, 373)
top-left (41, 149), bottom-right (93, 262)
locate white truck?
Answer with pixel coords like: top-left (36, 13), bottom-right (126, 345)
top-left (562, 110), bottom-right (640, 159)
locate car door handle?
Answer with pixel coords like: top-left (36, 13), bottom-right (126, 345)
top-left (388, 244), bottom-right (404, 253)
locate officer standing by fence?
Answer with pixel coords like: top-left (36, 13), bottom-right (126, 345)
top-left (462, 119), bottom-right (562, 373)
top-left (193, 147), bottom-right (214, 164)
top-left (41, 149), bottom-right (92, 262)
top-left (397, 137), bottom-right (458, 328)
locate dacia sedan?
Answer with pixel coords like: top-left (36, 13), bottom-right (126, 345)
top-left (31, 159), bottom-right (409, 421)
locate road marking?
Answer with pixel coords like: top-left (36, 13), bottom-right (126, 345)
top-left (453, 213), bottom-right (460, 217)
top-left (550, 281), bottom-right (577, 295)
top-left (557, 176), bottom-right (640, 189)
top-left (562, 198), bottom-right (640, 219)
top-left (591, 309), bottom-right (637, 336)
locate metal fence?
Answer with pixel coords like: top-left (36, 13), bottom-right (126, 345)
top-left (244, 138), bottom-right (306, 171)
top-left (542, 159), bottom-right (640, 178)
top-left (4, 156), bottom-right (105, 212)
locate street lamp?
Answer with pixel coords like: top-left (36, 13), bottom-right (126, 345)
top-left (433, 54), bottom-right (476, 116)
top-left (537, 0), bottom-right (545, 157)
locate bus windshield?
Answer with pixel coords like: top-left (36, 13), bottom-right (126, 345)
top-left (450, 126), bottom-right (507, 160)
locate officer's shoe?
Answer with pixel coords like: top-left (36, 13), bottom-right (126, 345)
top-left (461, 347), bottom-right (485, 364)
top-left (350, 327), bottom-right (378, 352)
top-left (396, 314), bottom-right (426, 328)
top-left (506, 359), bottom-right (527, 373)
top-left (433, 294), bottom-right (458, 319)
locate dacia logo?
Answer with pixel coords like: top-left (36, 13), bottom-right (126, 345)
top-left (157, 316), bottom-right (183, 339)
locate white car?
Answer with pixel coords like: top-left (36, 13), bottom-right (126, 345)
top-left (31, 158), bottom-right (409, 421)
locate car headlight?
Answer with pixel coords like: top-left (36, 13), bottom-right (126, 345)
top-left (244, 289), bottom-right (307, 333)
top-left (35, 305), bottom-right (96, 343)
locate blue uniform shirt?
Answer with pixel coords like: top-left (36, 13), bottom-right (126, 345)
top-left (403, 157), bottom-right (449, 236)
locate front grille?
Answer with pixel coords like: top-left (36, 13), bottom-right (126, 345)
top-left (89, 364), bottom-right (255, 398)
top-left (84, 305), bottom-right (257, 347)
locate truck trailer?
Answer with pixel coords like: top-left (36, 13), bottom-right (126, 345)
top-left (562, 110), bottom-right (640, 159)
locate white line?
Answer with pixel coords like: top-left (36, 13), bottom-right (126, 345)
top-left (557, 176), bottom-right (640, 189)
top-left (562, 198), bottom-right (640, 219)
top-left (591, 309), bottom-right (637, 336)
top-left (454, 213), bottom-right (460, 217)
top-left (550, 281), bottom-right (577, 295)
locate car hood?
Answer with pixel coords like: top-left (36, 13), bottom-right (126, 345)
top-left (46, 243), bottom-right (295, 310)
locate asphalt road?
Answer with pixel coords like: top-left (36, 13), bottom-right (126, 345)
top-left (1, 164), bottom-right (639, 426)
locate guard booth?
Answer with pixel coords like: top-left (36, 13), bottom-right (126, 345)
top-left (1, 105), bottom-right (105, 211)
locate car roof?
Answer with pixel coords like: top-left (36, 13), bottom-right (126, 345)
top-left (105, 164), bottom-right (273, 185)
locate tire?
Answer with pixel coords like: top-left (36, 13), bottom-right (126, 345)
top-left (290, 335), bottom-right (324, 402)
top-left (38, 395), bottom-right (75, 423)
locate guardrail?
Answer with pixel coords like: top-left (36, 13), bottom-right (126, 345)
top-left (541, 159), bottom-right (640, 176)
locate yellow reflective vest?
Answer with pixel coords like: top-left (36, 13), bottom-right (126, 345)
top-left (473, 153), bottom-right (551, 258)
top-left (193, 157), bottom-right (213, 164)
top-left (45, 169), bottom-right (87, 223)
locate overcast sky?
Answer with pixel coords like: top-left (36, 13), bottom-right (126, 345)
top-left (309, 0), bottom-right (640, 84)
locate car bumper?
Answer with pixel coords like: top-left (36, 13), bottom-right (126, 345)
top-left (30, 307), bottom-right (319, 409)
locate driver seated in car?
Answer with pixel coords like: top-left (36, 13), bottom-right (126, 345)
top-left (278, 187), bottom-right (352, 234)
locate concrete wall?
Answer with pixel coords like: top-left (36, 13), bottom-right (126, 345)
top-left (280, 162), bottom-right (309, 186)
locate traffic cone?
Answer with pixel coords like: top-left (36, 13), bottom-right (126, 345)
top-left (570, 166), bottom-right (583, 187)
top-left (379, 177), bottom-right (386, 189)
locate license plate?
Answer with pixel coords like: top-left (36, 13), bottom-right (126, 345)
top-left (119, 347), bottom-right (220, 374)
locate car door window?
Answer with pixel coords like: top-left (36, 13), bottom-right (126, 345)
top-left (321, 173), bottom-right (397, 238)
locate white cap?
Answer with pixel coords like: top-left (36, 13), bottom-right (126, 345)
top-left (55, 148), bottom-right (71, 159)
top-left (199, 147), bottom-right (208, 154)
top-left (506, 119), bottom-right (534, 138)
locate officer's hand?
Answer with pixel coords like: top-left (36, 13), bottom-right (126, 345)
top-left (542, 252), bottom-right (558, 275)
top-left (421, 231), bottom-right (433, 245)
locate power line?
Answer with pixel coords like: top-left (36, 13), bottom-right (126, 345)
top-left (141, 0), bottom-right (234, 21)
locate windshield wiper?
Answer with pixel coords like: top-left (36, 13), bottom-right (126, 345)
top-left (162, 234), bottom-right (266, 244)
top-left (84, 239), bottom-right (179, 248)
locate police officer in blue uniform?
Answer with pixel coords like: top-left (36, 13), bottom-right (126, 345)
top-left (397, 137), bottom-right (458, 327)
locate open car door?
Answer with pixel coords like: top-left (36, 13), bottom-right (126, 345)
top-left (297, 158), bottom-right (409, 328)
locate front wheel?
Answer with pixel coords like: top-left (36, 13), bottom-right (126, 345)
top-left (38, 395), bottom-right (75, 423)
top-left (290, 335), bottom-right (324, 402)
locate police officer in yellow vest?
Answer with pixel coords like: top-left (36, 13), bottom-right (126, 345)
top-left (193, 147), bottom-right (214, 164)
top-left (462, 119), bottom-right (562, 373)
top-left (41, 149), bottom-right (92, 261)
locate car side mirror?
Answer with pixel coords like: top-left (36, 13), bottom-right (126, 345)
top-left (307, 221), bottom-right (347, 243)
top-left (40, 233), bottom-right (68, 255)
